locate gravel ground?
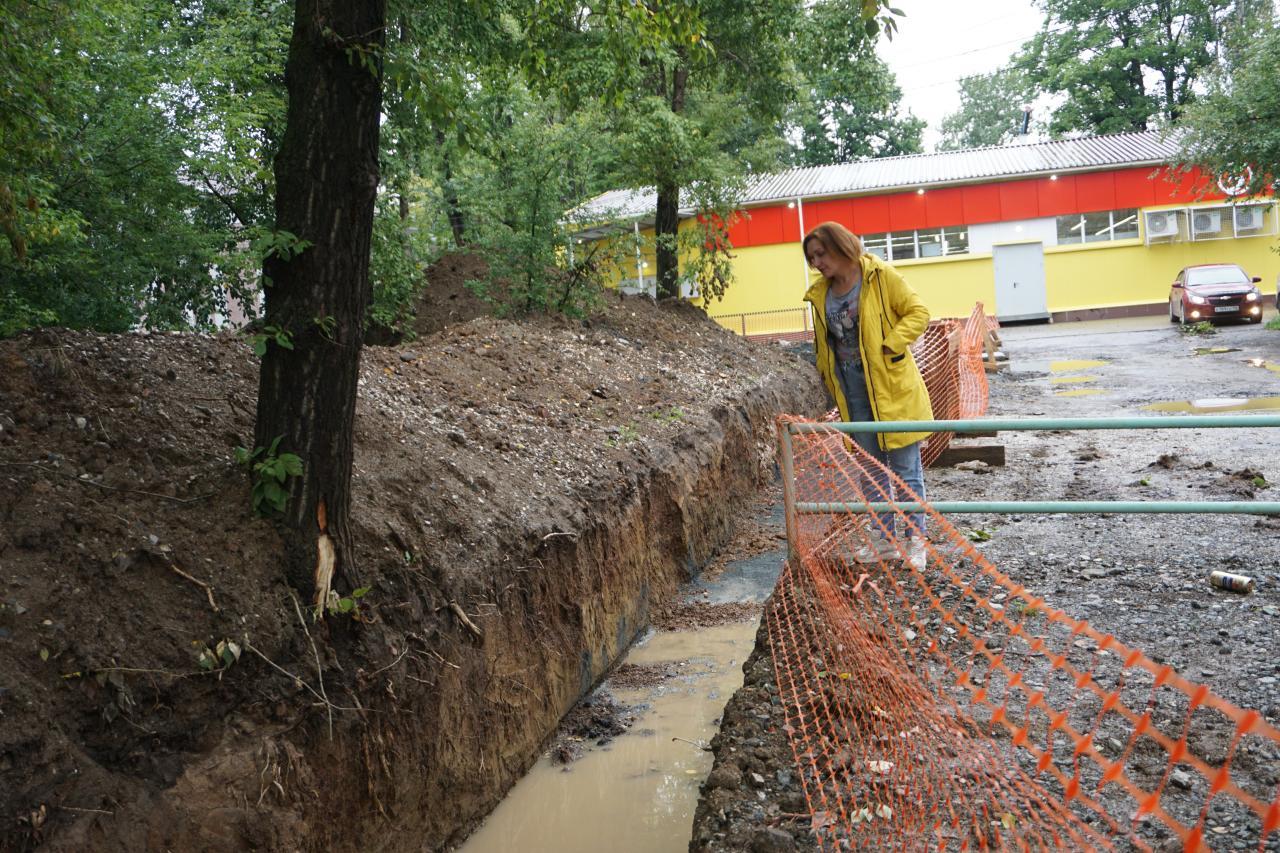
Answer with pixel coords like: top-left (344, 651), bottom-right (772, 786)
top-left (692, 314), bottom-right (1280, 852)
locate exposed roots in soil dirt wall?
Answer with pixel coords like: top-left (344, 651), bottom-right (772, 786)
top-left (0, 294), bottom-right (826, 852)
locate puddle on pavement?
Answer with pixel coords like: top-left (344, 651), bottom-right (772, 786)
top-left (1143, 397), bottom-right (1280, 413)
top-left (460, 620), bottom-right (759, 853)
top-left (1049, 359), bottom-right (1106, 372)
top-left (1194, 346), bottom-right (1241, 356)
top-left (1050, 375), bottom-right (1099, 385)
top-left (1054, 388), bottom-right (1104, 397)
top-left (1246, 358), bottom-right (1280, 374)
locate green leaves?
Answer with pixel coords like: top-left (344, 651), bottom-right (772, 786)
top-left (246, 324), bottom-right (294, 358)
top-left (235, 436), bottom-right (303, 516)
top-left (1178, 18), bottom-right (1280, 200)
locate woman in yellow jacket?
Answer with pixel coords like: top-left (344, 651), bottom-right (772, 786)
top-left (802, 222), bottom-right (934, 570)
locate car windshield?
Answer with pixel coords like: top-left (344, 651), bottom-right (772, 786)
top-left (1186, 266), bottom-right (1249, 286)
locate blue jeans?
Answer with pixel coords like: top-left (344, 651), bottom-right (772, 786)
top-left (837, 358), bottom-right (927, 540)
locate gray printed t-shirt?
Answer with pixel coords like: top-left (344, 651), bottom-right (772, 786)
top-left (825, 283), bottom-right (862, 366)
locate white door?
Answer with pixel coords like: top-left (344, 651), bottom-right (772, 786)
top-left (992, 242), bottom-right (1049, 321)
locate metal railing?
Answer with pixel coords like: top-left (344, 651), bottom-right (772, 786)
top-left (778, 414), bottom-right (1280, 554)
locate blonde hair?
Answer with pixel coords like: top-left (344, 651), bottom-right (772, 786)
top-left (803, 222), bottom-right (863, 268)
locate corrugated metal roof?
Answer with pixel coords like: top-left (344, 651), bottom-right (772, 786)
top-left (574, 130), bottom-right (1182, 222)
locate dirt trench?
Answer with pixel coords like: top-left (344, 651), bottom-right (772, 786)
top-left (0, 293), bottom-right (827, 852)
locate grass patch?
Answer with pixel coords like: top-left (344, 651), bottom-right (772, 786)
top-left (1178, 320), bottom-right (1217, 336)
top-left (1266, 315), bottom-right (1280, 331)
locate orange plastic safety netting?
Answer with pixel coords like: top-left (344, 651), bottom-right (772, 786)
top-left (824, 303), bottom-right (995, 468)
top-left (769, 419), bottom-right (1280, 850)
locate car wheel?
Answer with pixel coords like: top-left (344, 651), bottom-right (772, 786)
top-left (1169, 303), bottom-right (1177, 323)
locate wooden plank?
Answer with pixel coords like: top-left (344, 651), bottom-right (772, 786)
top-left (933, 444), bottom-right (1006, 467)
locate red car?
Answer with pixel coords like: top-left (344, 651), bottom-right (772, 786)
top-left (1169, 264), bottom-right (1265, 324)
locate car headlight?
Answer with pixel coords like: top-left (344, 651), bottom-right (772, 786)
top-left (1188, 293), bottom-right (1208, 305)
top-left (1247, 291), bottom-right (1259, 302)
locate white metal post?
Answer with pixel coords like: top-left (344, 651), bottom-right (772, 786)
top-left (796, 196), bottom-right (808, 298)
top-left (634, 221), bottom-right (644, 290)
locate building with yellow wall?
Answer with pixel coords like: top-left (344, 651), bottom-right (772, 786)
top-left (580, 131), bottom-right (1278, 336)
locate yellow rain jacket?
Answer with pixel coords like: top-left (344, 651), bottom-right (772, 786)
top-left (804, 253), bottom-right (934, 451)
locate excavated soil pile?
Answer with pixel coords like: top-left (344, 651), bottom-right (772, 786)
top-left (0, 284), bottom-right (826, 852)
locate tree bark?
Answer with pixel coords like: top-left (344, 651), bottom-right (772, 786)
top-left (435, 127), bottom-right (467, 247)
top-left (654, 63), bottom-right (689, 300)
top-left (256, 0), bottom-right (386, 604)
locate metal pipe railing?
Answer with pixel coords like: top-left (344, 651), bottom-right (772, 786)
top-left (782, 414), bottom-right (1280, 525)
top-left (788, 414), bottom-right (1280, 434)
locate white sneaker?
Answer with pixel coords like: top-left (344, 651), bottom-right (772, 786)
top-left (905, 538), bottom-right (928, 571)
top-left (851, 536), bottom-right (899, 563)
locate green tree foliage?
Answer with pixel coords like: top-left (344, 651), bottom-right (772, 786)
top-left (789, 0), bottom-right (923, 165)
top-left (1018, 0), bottom-right (1231, 136)
top-left (0, 1), bottom-right (238, 332)
top-left (937, 69), bottom-right (1036, 151)
top-left (1177, 15), bottom-right (1280, 199)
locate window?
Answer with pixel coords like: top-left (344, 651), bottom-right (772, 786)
top-left (862, 233), bottom-right (889, 260)
top-left (860, 227), bottom-right (969, 261)
top-left (941, 227), bottom-right (969, 255)
top-left (1055, 208), bottom-right (1139, 245)
top-left (916, 228), bottom-right (944, 258)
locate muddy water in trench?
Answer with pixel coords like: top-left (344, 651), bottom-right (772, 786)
top-left (460, 621), bottom-right (759, 853)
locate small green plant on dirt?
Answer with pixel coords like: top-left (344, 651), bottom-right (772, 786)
top-left (649, 407), bottom-right (685, 422)
top-left (194, 638), bottom-right (242, 672)
top-left (1138, 477), bottom-right (1151, 486)
top-left (605, 424), bottom-right (640, 446)
top-left (1253, 475), bottom-right (1270, 489)
top-left (966, 527), bottom-right (993, 542)
top-left (1009, 599), bottom-right (1041, 619)
top-left (246, 324), bottom-right (294, 357)
top-left (1178, 320), bottom-right (1217, 336)
top-left (324, 586), bottom-right (372, 620)
top-left (1266, 316), bottom-right (1280, 331)
top-left (235, 436), bottom-right (303, 515)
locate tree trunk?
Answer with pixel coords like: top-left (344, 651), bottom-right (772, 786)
top-left (436, 127), bottom-right (467, 247)
top-left (256, 0), bottom-right (386, 605)
top-left (654, 63), bottom-right (689, 300)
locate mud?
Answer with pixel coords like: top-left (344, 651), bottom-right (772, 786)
top-left (462, 621), bottom-right (759, 853)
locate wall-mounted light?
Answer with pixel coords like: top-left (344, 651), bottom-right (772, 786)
top-left (1015, 225), bottom-right (1024, 232)
top-left (642, 261), bottom-right (649, 268)
top-left (787, 201), bottom-right (796, 209)
top-left (916, 188), bottom-right (925, 195)
top-left (1050, 174), bottom-right (1059, 181)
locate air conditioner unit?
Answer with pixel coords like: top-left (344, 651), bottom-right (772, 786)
top-left (1234, 205), bottom-right (1265, 232)
top-left (1145, 210), bottom-right (1179, 238)
top-left (1191, 210), bottom-right (1221, 235)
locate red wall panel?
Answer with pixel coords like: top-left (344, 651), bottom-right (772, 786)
top-left (747, 205), bottom-right (786, 245)
top-left (998, 179), bottom-right (1040, 220)
top-left (848, 196), bottom-right (891, 233)
top-left (1074, 172), bottom-right (1116, 212)
top-left (1152, 165), bottom-right (1220, 204)
top-left (779, 204), bottom-right (804, 242)
top-left (887, 191), bottom-right (928, 230)
top-left (803, 198), bottom-right (855, 232)
top-left (1112, 167), bottom-right (1159, 208)
top-left (923, 186), bottom-right (966, 228)
top-left (1036, 175), bottom-right (1079, 217)
top-left (726, 211), bottom-right (751, 247)
top-left (962, 185), bottom-right (1002, 225)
